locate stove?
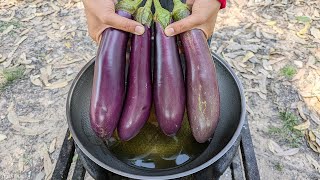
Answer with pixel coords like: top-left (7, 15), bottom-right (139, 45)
top-left (52, 120), bottom-right (260, 180)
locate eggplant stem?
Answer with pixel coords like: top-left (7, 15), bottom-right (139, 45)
top-left (116, 0), bottom-right (143, 15)
top-left (135, 0), bottom-right (153, 27)
top-left (172, 0), bottom-right (190, 21)
top-left (153, 0), bottom-right (171, 29)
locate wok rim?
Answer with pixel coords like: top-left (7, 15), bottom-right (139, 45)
top-left (66, 53), bottom-right (246, 180)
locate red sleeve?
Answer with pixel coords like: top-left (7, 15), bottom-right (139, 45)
top-left (217, 0), bottom-right (226, 9)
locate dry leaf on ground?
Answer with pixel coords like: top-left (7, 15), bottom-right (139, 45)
top-left (30, 75), bottom-right (43, 87)
top-left (18, 53), bottom-right (32, 65)
top-left (44, 80), bottom-right (69, 89)
top-left (241, 74), bottom-right (259, 80)
top-left (259, 74), bottom-right (267, 94)
top-left (2, 57), bottom-right (13, 68)
top-left (7, 104), bottom-right (43, 123)
top-left (268, 140), bottom-right (283, 154)
top-left (246, 104), bottom-right (255, 116)
top-left (297, 101), bottom-right (307, 120)
top-left (310, 27), bottom-right (320, 39)
top-left (306, 129), bottom-right (320, 153)
top-left (0, 10), bottom-right (15, 21)
top-left (276, 148), bottom-right (299, 156)
top-left (268, 140), bottom-right (299, 156)
top-left (19, 28), bottom-right (31, 36)
top-left (0, 134), bottom-right (7, 142)
top-left (34, 171), bottom-right (45, 180)
top-left (266, 21), bottom-right (277, 26)
top-left (242, 51), bottom-right (255, 63)
top-left (12, 124), bottom-right (46, 136)
top-left (310, 112), bottom-right (320, 125)
top-left (49, 138), bottom-right (56, 154)
top-left (269, 57), bottom-right (286, 65)
top-left (7, 36), bottom-right (28, 59)
top-left (18, 157), bottom-right (24, 172)
top-left (297, 22), bottom-right (311, 39)
top-left (41, 144), bottom-right (53, 180)
top-left (40, 68), bottom-right (49, 86)
top-left (0, 25), bottom-right (14, 36)
top-left (19, 118), bottom-right (43, 123)
top-left (7, 103), bottom-right (19, 125)
top-left (293, 120), bottom-right (310, 131)
top-left (305, 154), bottom-right (320, 173)
top-left (292, 69), bottom-right (306, 81)
top-left (262, 60), bottom-right (273, 71)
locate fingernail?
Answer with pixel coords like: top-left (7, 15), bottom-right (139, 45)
top-left (165, 28), bottom-right (175, 36)
top-left (135, 26), bottom-right (145, 35)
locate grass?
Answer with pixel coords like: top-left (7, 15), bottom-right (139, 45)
top-left (0, 66), bottom-right (25, 89)
top-left (268, 111), bottom-right (304, 148)
top-left (280, 65), bottom-right (297, 78)
top-left (22, 153), bottom-right (32, 165)
top-left (275, 162), bottom-right (284, 172)
top-left (295, 16), bottom-right (311, 23)
top-left (0, 21), bottom-right (22, 35)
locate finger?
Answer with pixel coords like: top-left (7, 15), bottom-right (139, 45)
top-left (164, 15), bottom-right (200, 36)
top-left (197, 14), bottom-right (218, 39)
top-left (185, 0), bottom-right (195, 6)
top-left (84, 8), bottom-right (110, 43)
top-left (96, 25), bottom-right (111, 43)
top-left (107, 14), bottom-right (145, 35)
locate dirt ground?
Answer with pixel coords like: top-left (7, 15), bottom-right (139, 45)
top-left (0, 0), bottom-right (319, 179)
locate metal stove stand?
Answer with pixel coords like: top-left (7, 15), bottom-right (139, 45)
top-left (52, 120), bottom-right (260, 180)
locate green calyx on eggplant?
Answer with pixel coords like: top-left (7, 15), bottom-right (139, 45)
top-left (172, 0), bottom-right (190, 21)
top-left (116, 0), bottom-right (144, 15)
top-left (153, 0), bottom-right (171, 29)
top-left (134, 0), bottom-right (153, 27)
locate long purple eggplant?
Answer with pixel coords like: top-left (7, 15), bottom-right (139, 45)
top-left (90, 0), bottom-right (142, 139)
top-left (153, 0), bottom-right (186, 136)
top-left (117, 0), bottom-right (153, 141)
top-left (172, 0), bottom-right (220, 143)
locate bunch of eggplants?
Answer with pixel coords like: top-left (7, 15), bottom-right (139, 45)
top-left (90, 0), bottom-right (220, 143)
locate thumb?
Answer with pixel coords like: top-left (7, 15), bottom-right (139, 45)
top-left (164, 15), bottom-right (199, 36)
top-left (107, 14), bottom-right (145, 35)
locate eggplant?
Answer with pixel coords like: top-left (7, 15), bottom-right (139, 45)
top-left (172, 0), bottom-right (220, 143)
top-left (90, 0), bottom-right (142, 139)
top-left (153, 0), bottom-right (186, 136)
top-left (118, 0), bottom-right (153, 141)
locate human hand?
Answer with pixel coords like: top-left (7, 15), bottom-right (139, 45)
top-left (165, 0), bottom-right (221, 39)
top-left (83, 0), bottom-right (145, 43)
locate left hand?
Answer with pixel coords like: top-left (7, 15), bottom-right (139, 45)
top-left (164, 0), bottom-right (221, 39)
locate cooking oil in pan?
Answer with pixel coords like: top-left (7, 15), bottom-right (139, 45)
top-left (106, 108), bottom-right (209, 169)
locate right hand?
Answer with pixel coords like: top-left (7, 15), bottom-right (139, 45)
top-left (164, 0), bottom-right (221, 39)
top-left (83, 0), bottom-right (145, 43)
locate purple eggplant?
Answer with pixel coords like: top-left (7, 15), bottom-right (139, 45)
top-left (153, 0), bottom-right (186, 136)
top-left (90, 0), bottom-right (142, 139)
top-left (118, 0), bottom-right (153, 141)
top-left (172, 0), bottom-right (220, 143)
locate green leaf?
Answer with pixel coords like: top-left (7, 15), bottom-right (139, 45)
top-left (296, 16), bottom-right (311, 23)
top-left (280, 65), bottom-right (296, 78)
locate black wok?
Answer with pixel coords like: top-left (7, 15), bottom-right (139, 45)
top-left (66, 49), bottom-right (246, 179)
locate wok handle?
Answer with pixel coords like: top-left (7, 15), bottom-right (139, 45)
top-left (240, 117), bottom-right (260, 180)
top-left (52, 130), bottom-right (75, 179)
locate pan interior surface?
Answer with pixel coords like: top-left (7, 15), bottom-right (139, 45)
top-left (105, 108), bottom-right (210, 170)
top-left (67, 55), bottom-right (244, 178)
